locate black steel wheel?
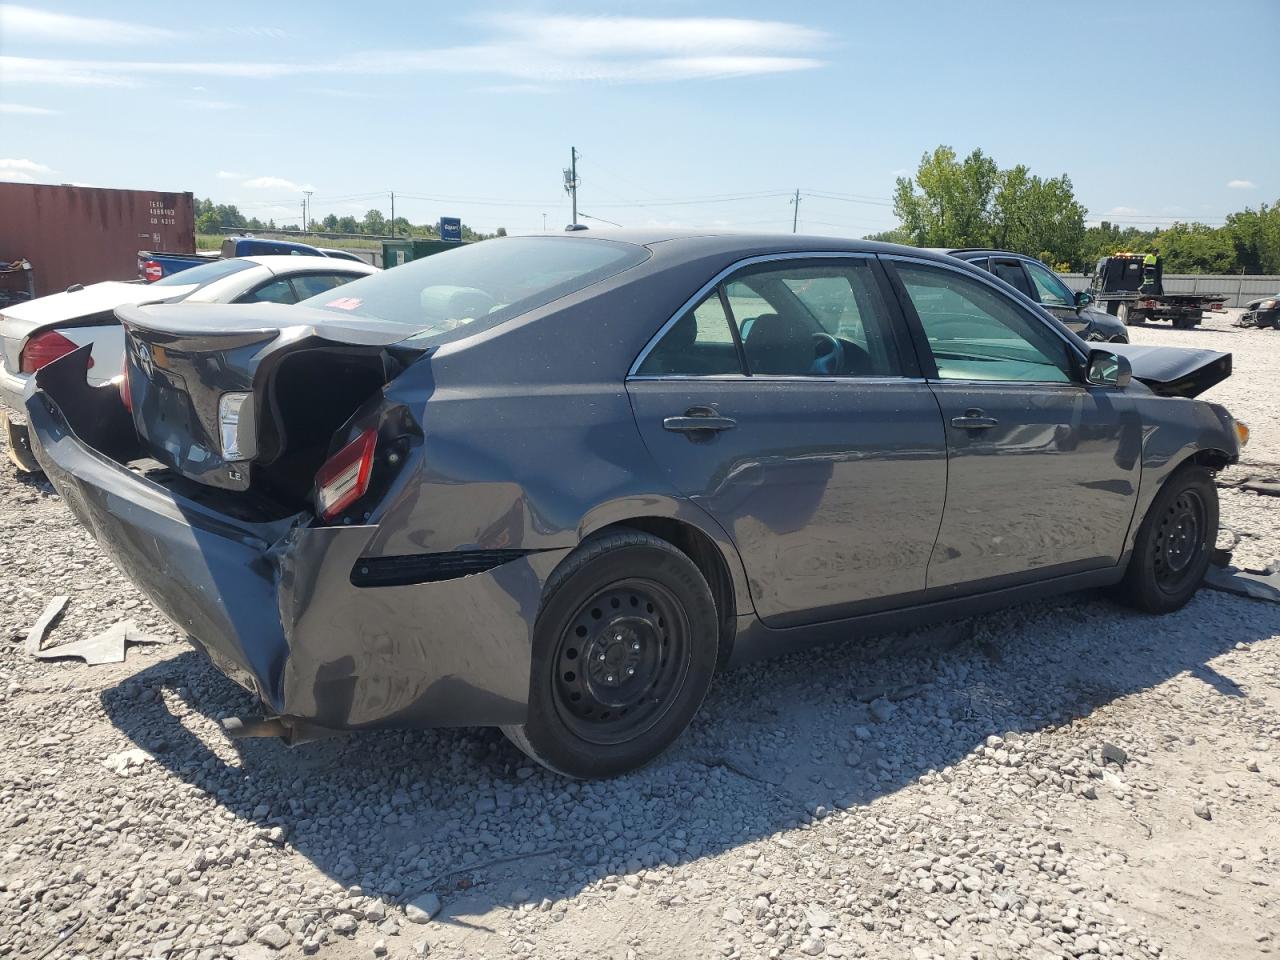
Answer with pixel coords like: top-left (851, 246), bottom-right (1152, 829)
top-left (1151, 489), bottom-right (1207, 596)
top-left (1116, 464), bottom-right (1218, 614)
top-left (503, 529), bottom-right (720, 778)
top-left (552, 579), bottom-right (690, 745)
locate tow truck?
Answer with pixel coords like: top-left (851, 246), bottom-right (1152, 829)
top-left (1088, 253), bottom-right (1227, 329)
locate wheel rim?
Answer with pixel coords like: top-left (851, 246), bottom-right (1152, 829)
top-left (1152, 489), bottom-right (1207, 594)
top-left (552, 578), bottom-right (691, 745)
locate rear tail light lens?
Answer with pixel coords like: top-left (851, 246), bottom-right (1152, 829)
top-left (315, 428), bottom-right (377, 521)
top-left (19, 331), bottom-right (92, 374)
top-left (141, 260), bottom-right (163, 282)
top-left (115, 367), bottom-right (132, 412)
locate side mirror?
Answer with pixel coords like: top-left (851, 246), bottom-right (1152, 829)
top-left (1086, 348), bottom-right (1132, 388)
top-left (1075, 290), bottom-right (1093, 307)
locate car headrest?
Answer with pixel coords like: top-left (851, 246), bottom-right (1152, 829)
top-left (744, 313), bottom-right (812, 375)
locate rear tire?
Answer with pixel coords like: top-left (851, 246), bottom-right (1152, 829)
top-left (1117, 302), bottom-right (1132, 325)
top-left (1115, 465), bottom-right (1217, 614)
top-left (502, 530), bottom-right (719, 778)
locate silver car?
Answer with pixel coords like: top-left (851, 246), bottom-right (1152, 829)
top-left (1, 255), bottom-right (377, 470)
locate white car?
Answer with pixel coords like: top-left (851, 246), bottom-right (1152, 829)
top-left (1, 255), bottom-right (378, 471)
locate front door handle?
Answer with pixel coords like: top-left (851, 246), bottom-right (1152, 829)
top-left (663, 405), bottom-right (737, 434)
top-left (951, 408), bottom-right (998, 430)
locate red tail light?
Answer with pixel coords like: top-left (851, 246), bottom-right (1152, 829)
top-left (141, 260), bottom-right (163, 282)
top-left (117, 362), bottom-right (132, 412)
top-left (20, 331), bottom-right (93, 374)
top-left (315, 428), bottom-right (377, 521)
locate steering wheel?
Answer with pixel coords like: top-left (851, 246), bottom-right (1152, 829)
top-left (811, 333), bottom-right (844, 376)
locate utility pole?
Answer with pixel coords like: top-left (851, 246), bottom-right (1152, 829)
top-left (303, 190), bottom-right (313, 231)
top-left (542, 212), bottom-right (547, 232)
top-left (301, 199), bottom-right (306, 232)
top-left (791, 189), bottom-right (801, 233)
top-left (390, 191), bottom-right (395, 236)
top-left (563, 147), bottom-right (579, 227)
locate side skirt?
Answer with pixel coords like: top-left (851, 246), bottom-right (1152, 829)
top-left (725, 566), bottom-right (1126, 667)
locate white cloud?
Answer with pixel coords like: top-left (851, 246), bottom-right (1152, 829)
top-left (0, 15), bottom-right (828, 88)
top-left (0, 102), bottom-right (58, 115)
top-left (242, 176), bottom-right (313, 193)
top-left (1105, 206), bottom-right (1140, 216)
top-left (216, 170), bottom-right (243, 180)
top-left (1227, 179), bottom-right (1257, 190)
top-left (0, 157), bottom-right (52, 182)
top-left (0, 4), bottom-right (183, 44)
top-left (0, 55), bottom-right (140, 87)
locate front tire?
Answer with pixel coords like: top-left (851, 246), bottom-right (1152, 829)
top-left (1116, 465), bottom-right (1217, 613)
top-left (503, 530), bottom-right (719, 778)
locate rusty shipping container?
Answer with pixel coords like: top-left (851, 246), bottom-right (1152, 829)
top-left (0, 182), bottom-right (195, 298)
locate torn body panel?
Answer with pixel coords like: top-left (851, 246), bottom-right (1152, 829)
top-left (27, 347), bottom-right (567, 729)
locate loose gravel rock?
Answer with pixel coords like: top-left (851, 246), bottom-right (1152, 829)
top-left (1, 310), bottom-right (1278, 959)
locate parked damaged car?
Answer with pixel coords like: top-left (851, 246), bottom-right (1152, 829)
top-left (1238, 293), bottom-right (1280, 329)
top-left (25, 233), bottom-right (1246, 777)
top-left (939, 248), bottom-right (1129, 343)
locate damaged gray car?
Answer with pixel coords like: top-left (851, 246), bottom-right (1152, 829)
top-left (26, 233), bottom-right (1247, 777)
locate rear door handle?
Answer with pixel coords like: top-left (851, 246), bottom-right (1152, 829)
top-left (951, 409), bottom-right (998, 430)
top-left (663, 405), bottom-right (737, 434)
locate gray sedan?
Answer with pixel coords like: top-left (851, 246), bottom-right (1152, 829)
top-left (25, 232), bottom-right (1244, 777)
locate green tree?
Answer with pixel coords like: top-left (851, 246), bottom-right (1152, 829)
top-left (495, 227), bottom-right (508, 237)
top-left (1153, 223), bottom-right (1238, 273)
top-left (336, 215), bottom-right (360, 233)
top-left (893, 146), bottom-right (1000, 247)
top-left (196, 210), bottom-right (220, 234)
top-left (362, 209), bottom-right (386, 234)
top-left (321, 213), bottom-right (339, 231)
top-left (990, 167), bottom-right (1086, 268)
top-left (1226, 201), bottom-right (1280, 274)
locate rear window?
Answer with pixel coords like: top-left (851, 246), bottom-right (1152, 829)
top-left (301, 236), bottom-right (648, 344)
top-left (152, 258), bottom-right (255, 287)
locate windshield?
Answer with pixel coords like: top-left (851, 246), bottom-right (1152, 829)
top-left (152, 258), bottom-right (255, 287)
top-left (301, 236), bottom-right (648, 344)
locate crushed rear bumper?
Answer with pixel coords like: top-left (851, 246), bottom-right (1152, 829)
top-left (25, 351), bottom-right (565, 730)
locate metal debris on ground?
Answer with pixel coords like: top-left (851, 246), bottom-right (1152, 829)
top-left (1204, 562), bottom-right (1280, 603)
top-left (1218, 474), bottom-right (1280, 497)
top-left (1101, 742), bottom-right (1129, 768)
top-left (23, 595), bottom-right (68, 655)
top-left (31, 619), bottom-right (173, 665)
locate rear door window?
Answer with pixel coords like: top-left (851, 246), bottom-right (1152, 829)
top-left (635, 294), bottom-right (741, 376)
top-left (726, 261), bottom-right (902, 377)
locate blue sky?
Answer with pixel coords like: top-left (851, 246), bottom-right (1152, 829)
top-left (1, 0), bottom-right (1276, 236)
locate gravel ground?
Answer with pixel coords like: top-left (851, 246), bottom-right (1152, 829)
top-left (2, 309), bottom-right (1279, 960)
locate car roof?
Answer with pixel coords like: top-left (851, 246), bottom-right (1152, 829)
top-left (504, 229), bottom-right (966, 266)
top-left (236, 255), bottom-right (377, 272)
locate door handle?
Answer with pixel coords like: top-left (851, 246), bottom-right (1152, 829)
top-left (951, 409), bottom-right (998, 430)
top-left (663, 405), bottom-right (736, 434)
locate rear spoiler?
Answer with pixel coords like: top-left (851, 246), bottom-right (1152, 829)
top-left (1106, 343), bottom-right (1231, 399)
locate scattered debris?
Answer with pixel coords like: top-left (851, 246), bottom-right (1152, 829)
top-left (30, 619), bottom-right (172, 665)
top-left (1101, 742), bottom-right (1129, 768)
top-left (101, 747), bottom-right (154, 776)
top-left (23, 595), bottom-right (67, 655)
top-left (1204, 563), bottom-right (1280, 602)
top-left (405, 893), bottom-right (442, 924)
top-left (1194, 802), bottom-right (1213, 821)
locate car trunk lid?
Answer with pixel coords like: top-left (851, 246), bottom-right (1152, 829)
top-left (117, 302), bottom-right (427, 500)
